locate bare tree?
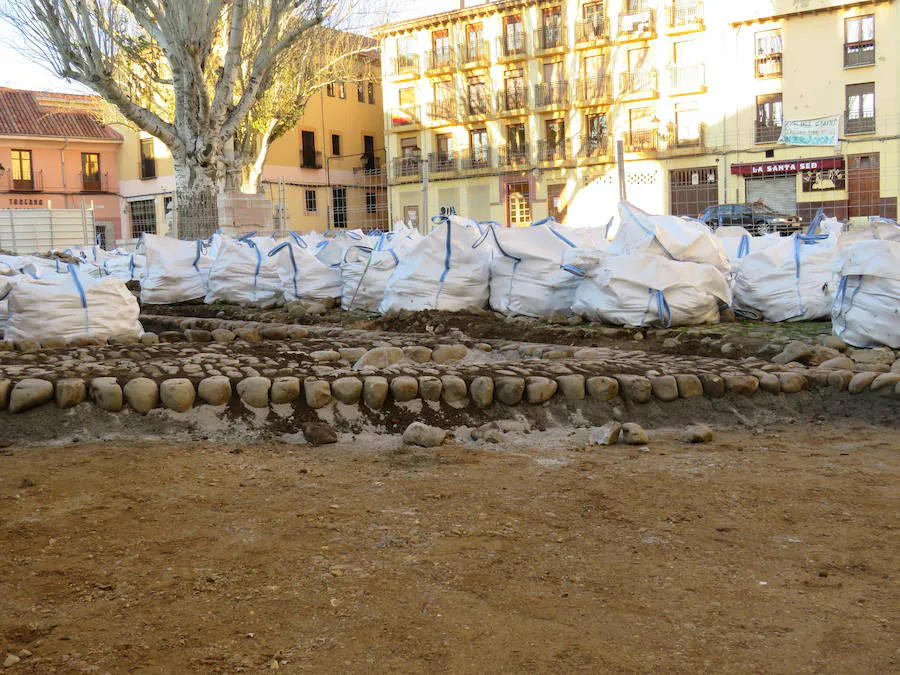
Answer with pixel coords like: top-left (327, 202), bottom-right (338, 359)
top-left (0, 0), bottom-right (380, 238)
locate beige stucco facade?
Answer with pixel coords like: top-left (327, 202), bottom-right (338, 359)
top-left (377, 0), bottom-right (898, 228)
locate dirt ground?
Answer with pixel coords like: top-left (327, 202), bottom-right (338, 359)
top-left (0, 423), bottom-right (897, 674)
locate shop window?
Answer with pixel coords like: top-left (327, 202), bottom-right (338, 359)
top-left (130, 199), bottom-right (157, 236)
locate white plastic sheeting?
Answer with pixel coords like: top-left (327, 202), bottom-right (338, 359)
top-left (572, 253), bottom-right (731, 327)
top-left (3, 264), bottom-right (143, 342)
top-left (611, 202), bottom-right (731, 274)
top-left (832, 240), bottom-right (900, 349)
top-left (205, 237), bottom-right (284, 307)
top-left (140, 234), bottom-right (213, 304)
top-left (488, 219), bottom-right (585, 318)
top-left (269, 235), bottom-right (342, 302)
top-left (380, 216), bottom-right (491, 313)
top-left (731, 234), bottom-right (836, 322)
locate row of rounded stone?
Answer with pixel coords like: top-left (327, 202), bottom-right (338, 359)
top-left (2, 368), bottom-right (890, 416)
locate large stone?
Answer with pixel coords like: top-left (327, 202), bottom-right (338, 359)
top-left (758, 373), bottom-right (781, 394)
top-left (724, 375), bottom-right (759, 397)
top-left (808, 346), bottom-right (842, 366)
top-left (311, 350), bottom-right (341, 362)
top-left (237, 377), bottom-right (272, 408)
top-left (354, 347), bottom-right (404, 370)
top-left (8, 379), bottom-right (54, 413)
top-left (556, 374), bottom-right (586, 401)
top-left (848, 371), bottom-right (879, 394)
top-left (403, 422), bottom-right (447, 448)
top-left (819, 356), bottom-right (856, 371)
top-left (418, 376), bottom-right (443, 401)
top-left (124, 378), bottom-right (158, 414)
top-left (469, 376), bottom-right (494, 408)
top-left (441, 376), bottom-right (468, 404)
top-left (586, 376), bottom-right (619, 401)
top-left (778, 373), bottom-right (808, 394)
top-left (674, 374), bottom-right (704, 399)
top-left (13, 340), bottom-right (40, 353)
top-left (680, 424), bottom-right (714, 444)
top-left (471, 420), bottom-right (529, 442)
top-left (588, 422), bottom-right (622, 447)
top-left (271, 377), bottom-right (300, 404)
top-left (140, 332), bottom-right (160, 345)
top-left (286, 326), bottom-right (310, 340)
top-left (870, 373), bottom-right (900, 392)
top-left (404, 346), bottom-right (433, 363)
top-left (304, 379), bottom-right (332, 409)
top-left (260, 326), bottom-right (288, 340)
top-left (158, 331), bottom-right (183, 344)
top-left (90, 377), bottom-right (123, 412)
top-left (817, 335), bottom-right (848, 351)
top-left (390, 376), bottom-right (419, 402)
top-left (363, 376), bottom-right (389, 409)
top-left (41, 337), bottom-right (68, 350)
top-left (235, 328), bottom-right (263, 343)
top-left (198, 376), bottom-right (232, 406)
top-left (525, 376), bottom-right (557, 405)
top-left (826, 370), bottom-right (853, 392)
top-left (0, 379), bottom-right (10, 410)
top-left (892, 360), bottom-right (900, 374)
top-left (699, 374), bottom-right (726, 398)
top-left (185, 329), bottom-right (212, 343)
top-left (771, 341), bottom-right (813, 365)
top-left (649, 375), bottom-right (678, 402)
top-left (55, 378), bottom-right (86, 409)
top-left (849, 347), bottom-right (895, 367)
top-left (614, 375), bottom-right (652, 404)
top-left (70, 335), bottom-right (107, 347)
top-left (211, 329), bottom-right (236, 344)
top-left (495, 376), bottom-right (525, 406)
top-left (159, 378), bottom-right (196, 412)
top-left (338, 348), bottom-right (367, 363)
top-left (331, 377), bottom-right (363, 405)
top-left (302, 421), bottom-right (338, 446)
top-left (432, 344), bottom-right (468, 364)
top-left (621, 423), bottom-right (649, 445)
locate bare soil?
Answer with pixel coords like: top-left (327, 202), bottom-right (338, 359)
top-left (1, 422), bottom-right (897, 673)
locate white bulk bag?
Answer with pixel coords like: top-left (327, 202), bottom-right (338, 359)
top-left (340, 245), bottom-right (401, 311)
top-left (832, 240), bottom-right (900, 348)
top-left (572, 254), bottom-right (731, 327)
top-left (611, 201), bottom-right (731, 274)
top-left (269, 238), bottom-right (342, 301)
top-left (488, 219), bottom-right (584, 318)
top-left (0, 274), bottom-right (13, 333)
top-left (315, 230), bottom-right (377, 267)
top-left (731, 234), bottom-right (836, 322)
top-left (4, 264), bottom-right (143, 342)
top-left (205, 237), bottom-right (284, 307)
top-left (380, 216), bottom-right (491, 313)
top-left (140, 234), bottom-right (213, 304)
top-left (715, 229), bottom-right (784, 267)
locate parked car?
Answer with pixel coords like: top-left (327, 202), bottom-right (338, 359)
top-left (699, 203), bottom-right (802, 234)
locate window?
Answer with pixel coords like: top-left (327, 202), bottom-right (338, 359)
top-left (547, 184), bottom-right (567, 222)
top-left (399, 136), bottom-right (420, 177)
top-left (368, 81), bottom-right (376, 104)
top-left (432, 80), bottom-right (453, 119)
top-left (331, 134), bottom-right (341, 156)
top-left (503, 15), bottom-right (524, 55)
top-left (584, 113), bottom-right (608, 156)
top-left (357, 83), bottom-right (365, 102)
top-left (756, 93), bottom-right (783, 143)
top-left (544, 118), bottom-right (566, 160)
top-left (846, 82), bottom-right (875, 134)
top-left (332, 187), bottom-right (347, 228)
top-left (583, 55), bottom-right (607, 99)
top-left (673, 103), bottom-right (702, 147)
top-left (305, 189), bottom-right (318, 213)
top-left (540, 6), bottom-right (563, 49)
top-left (507, 182), bottom-right (531, 227)
top-left (627, 107), bottom-right (658, 151)
top-left (504, 68), bottom-right (525, 109)
top-left (139, 138), bottom-right (156, 179)
top-left (366, 191), bottom-right (378, 214)
top-left (129, 199), bottom-right (157, 236)
top-left (10, 149), bottom-right (34, 191)
top-left (469, 128), bottom-right (489, 167)
top-left (301, 130), bottom-right (319, 168)
top-left (337, 81), bottom-right (346, 99)
top-left (399, 87), bottom-right (415, 106)
top-left (434, 133), bottom-right (454, 171)
top-left (363, 135), bottom-right (376, 170)
top-left (506, 122), bottom-right (527, 163)
top-left (626, 0), bottom-right (648, 10)
top-left (467, 76), bottom-right (488, 115)
top-left (326, 82), bottom-right (335, 97)
top-left (755, 30), bottom-right (783, 78)
top-left (580, 1), bottom-right (606, 41)
top-left (432, 29), bottom-right (451, 67)
top-left (465, 23), bottom-right (484, 61)
top-left (845, 15), bottom-right (875, 67)
top-left (81, 152), bottom-right (102, 191)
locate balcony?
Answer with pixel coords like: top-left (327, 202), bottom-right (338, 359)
top-left (667, 123), bottom-right (705, 149)
top-left (755, 123), bottom-right (782, 144)
top-left (534, 81), bottom-right (568, 108)
top-left (499, 144), bottom-right (531, 168)
top-left (391, 156), bottom-right (422, 182)
top-left (426, 47), bottom-right (455, 73)
top-left (81, 171), bottom-right (109, 193)
top-left (300, 150), bottom-right (324, 170)
top-left (6, 170), bottom-right (43, 193)
top-left (755, 53), bottom-right (782, 78)
top-left (537, 139), bottom-right (568, 163)
top-left (575, 75), bottom-right (612, 105)
top-left (428, 98), bottom-right (458, 124)
top-left (390, 55), bottom-right (420, 79)
top-left (624, 129), bottom-right (659, 153)
top-left (575, 18), bottom-right (610, 45)
top-left (666, 1), bottom-right (703, 33)
top-left (463, 92), bottom-right (493, 119)
top-left (387, 105), bottom-right (422, 129)
top-left (618, 8), bottom-right (655, 40)
top-left (845, 112), bottom-right (875, 135)
top-left (496, 88), bottom-right (529, 115)
top-left (578, 135), bottom-right (611, 162)
top-left (845, 40), bottom-right (875, 68)
top-left (460, 148), bottom-right (493, 174)
top-left (667, 63), bottom-right (706, 94)
top-left (428, 152), bottom-right (459, 175)
top-left (496, 34), bottom-right (528, 60)
top-left (533, 25), bottom-right (566, 53)
top-left (458, 40), bottom-right (490, 67)
top-left (619, 68), bottom-right (658, 100)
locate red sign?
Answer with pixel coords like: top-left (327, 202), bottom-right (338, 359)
top-left (730, 156), bottom-right (844, 176)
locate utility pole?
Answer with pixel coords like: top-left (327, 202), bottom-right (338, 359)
top-left (616, 139), bottom-right (627, 201)
top-left (422, 156), bottom-right (429, 231)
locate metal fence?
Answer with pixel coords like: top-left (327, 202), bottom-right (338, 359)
top-left (0, 205), bottom-right (96, 254)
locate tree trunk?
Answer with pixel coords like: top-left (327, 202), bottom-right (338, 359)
top-left (173, 157), bottom-right (220, 240)
top-left (239, 120), bottom-right (279, 194)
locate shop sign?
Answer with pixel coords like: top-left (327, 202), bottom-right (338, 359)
top-left (8, 198), bottom-right (45, 207)
top-left (802, 167), bottom-right (846, 192)
top-left (778, 116), bottom-right (842, 147)
top-left (730, 157), bottom-right (844, 176)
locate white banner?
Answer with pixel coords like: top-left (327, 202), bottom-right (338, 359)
top-left (778, 116), bottom-right (841, 147)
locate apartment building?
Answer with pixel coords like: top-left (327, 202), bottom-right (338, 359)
top-left (376, 0), bottom-right (898, 227)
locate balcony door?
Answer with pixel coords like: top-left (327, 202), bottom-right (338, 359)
top-left (432, 29), bottom-right (450, 64)
top-left (545, 119), bottom-right (566, 159)
top-left (506, 123), bottom-right (526, 157)
top-left (301, 130), bottom-right (318, 168)
top-left (10, 149), bottom-right (33, 191)
top-left (435, 133), bottom-right (453, 163)
top-left (542, 6), bottom-right (562, 48)
top-left (470, 128), bottom-right (488, 166)
top-left (466, 23), bottom-right (483, 60)
top-left (586, 113), bottom-right (607, 155)
top-left (503, 15), bottom-right (524, 52)
top-left (505, 69), bottom-right (525, 108)
top-left (82, 152), bottom-right (101, 191)
top-left (848, 153), bottom-right (880, 218)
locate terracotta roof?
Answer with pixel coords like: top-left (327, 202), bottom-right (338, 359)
top-left (0, 87), bottom-right (123, 141)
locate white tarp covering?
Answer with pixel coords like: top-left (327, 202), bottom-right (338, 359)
top-left (269, 236), bottom-right (342, 302)
top-left (611, 202), bottom-right (731, 274)
top-left (380, 216), bottom-right (491, 313)
top-left (731, 234), bottom-right (836, 322)
top-left (832, 240), bottom-right (900, 348)
top-left (3, 264), bottom-right (143, 342)
top-left (488, 219), bottom-right (586, 318)
top-left (572, 253), bottom-right (731, 327)
top-left (205, 237), bottom-right (284, 307)
top-left (140, 234), bottom-right (212, 304)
